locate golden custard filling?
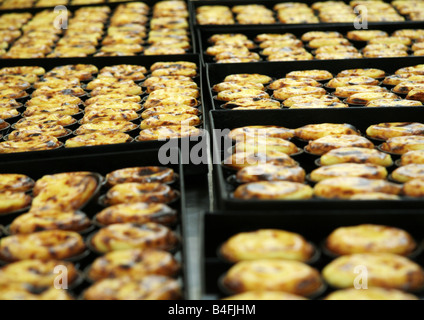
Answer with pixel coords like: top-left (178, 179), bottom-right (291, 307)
top-left (222, 259), bottom-right (323, 296)
top-left (0, 173), bottom-right (34, 192)
top-left (106, 166), bottom-right (175, 186)
top-left (320, 147), bottom-right (393, 166)
top-left (95, 202), bottom-right (177, 226)
top-left (325, 224), bottom-right (416, 256)
top-left (0, 260), bottom-right (78, 287)
top-left (310, 163), bottom-right (388, 182)
top-left (322, 253), bottom-right (424, 291)
top-left (220, 229), bottom-right (315, 262)
top-left (105, 182), bottom-right (178, 205)
top-left (305, 135), bottom-right (374, 155)
top-left (65, 132), bottom-right (132, 148)
top-left (234, 181), bottom-right (313, 200)
top-left (314, 177), bottom-right (401, 199)
top-left (83, 275), bottom-right (181, 300)
top-left (295, 123), bottom-right (359, 141)
top-left (90, 223), bottom-right (179, 253)
top-left (236, 164), bottom-right (305, 183)
top-left (0, 230), bottom-right (86, 262)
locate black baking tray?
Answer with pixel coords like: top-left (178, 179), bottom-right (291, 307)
top-left (0, 55), bottom-right (207, 174)
top-left (210, 107), bottom-right (424, 211)
top-left (206, 56), bottom-right (424, 110)
top-left (197, 23), bottom-right (424, 66)
top-left (201, 210), bottom-right (424, 300)
top-left (190, 0), bottom-right (424, 29)
top-left (0, 147), bottom-right (197, 300)
top-left (0, 1), bottom-right (197, 56)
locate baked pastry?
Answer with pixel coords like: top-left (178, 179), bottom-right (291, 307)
top-left (81, 109), bottom-right (139, 124)
top-left (392, 164), bottom-right (424, 182)
top-left (346, 30), bottom-right (389, 41)
top-left (222, 260), bottom-right (322, 296)
top-left (294, 123), bottom-right (359, 141)
top-left (0, 230), bottom-right (86, 262)
top-left (139, 114), bottom-right (201, 129)
top-left (310, 163), bottom-right (388, 182)
top-left (95, 202), bottom-right (177, 226)
top-left (147, 88), bottom-right (199, 99)
top-left (90, 223), bottom-right (179, 253)
top-left (325, 224), bottom-right (416, 256)
top-left (233, 137), bottom-right (300, 155)
top-left (286, 70), bottom-right (333, 81)
top-left (90, 82), bottom-right (143, 97)
top-left (349, 193), bottom-right (401, 200)
top-left (150, 61), bottom-right (197, 71)
top-left (23, 106), bottom-right (81, 117)
top-left (0, 191), bottom-right (31, 214)
top-left (223, 74), bottom-right (272, 84)
top-left (224, 151), bottom-right (297, 171)
top-left (45, 64), bottom-right (98, 81)
top-left (87, 249), bottom-right (179, 282)
top-left (99, 65), bottom-right (147, 81)
top-left (83, 275), bottom-right (181, 300)
top-left (31, 172), bottom-right (98, 211)
top-left (85, 94), bottom-right (141, 105)
top-left (326, 76), bottom-right (379, 88)
top-left (13, 114), bottom-right (76, 128)
top-left (401, 150), bottom-right (424, 165)
top-left (301, 31), bottom-right (342, 41)
top-left (314, 177), bottom-right (401, 199)
top-left (322, 253), bottom-right (424, 291)
top-left (347, 92), bottom-right (399, 105)
top-left (0, 135), bottom-right (62, 154)
top-left (224, 291), bottom-right (306, 300)
top-left (380, 136), bottom-right (424, 154)
top-left (105, 182), bottom-right (178, 205)
top-left (212, 81), bottom-right (265, 93)
top-left (365, 99), bottom-right (423, 107)
top-left (337, 68), bottom-right (386, 79)
top-left (366, 123), bottom-right (424, 141)
top-left (407, 89), bottom-right (424, 102)
top-left (0, 283), bottom-right (73, 300)
top-left (228, 126), bottom-right (294, 141)
top-left (283, 95), bottom-right (340, 108)
top-left (324, 288), bottom-right (418, 300)
top-left (268, 78), bottom-right (321, 90)
top-left (137, 125), bottom-right (201, 141)
top-left (220, 229), bottom-right (314, 263)
top-left (305, 135), bottom-right (374, 155)
top-left (236, 164), bottom-right (305, 183)
top-left (9, 209), bottom-right (91, 234)
top-left (222, 98), bottom-right (281, 109)
top-left (141, 106), bottom-right (200, 119)
top-left (320, 147), bottom-right (393, 167)
top-left (273, 86), bottom-right (326, 100)
top-left (233, 181), bottom-right (313, 200)
top-left (26, 94), bottom-right (83, 107)
top-left (65, 132), bottom-right (132, 148)
top-left (0, 174), bottom-right (34, 192)
top-left (106, 167), bottom-right (175, 186)
top-left (75, 121), bottom-right (138, 135)
top-left (403, 178), bottom-right (424, 197)
top-left (216, 89), bottom-right (269, 101)
top-left (144, 95), bottom-right (198, 109)
top-left (334, 85), bottom-right (387, 99)
top-left (0, 259), bottom-right (78, 287)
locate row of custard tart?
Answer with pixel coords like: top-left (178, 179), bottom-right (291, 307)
top-left (223, 123), bottom-right (424, 200)
top-left (206, 29), bottom-right (424, 63)
top-left (217, 225), bottom-right (423, 300)
top-left (212, 65), bottom-right (424, 110)
top-left (0, 13), bottom-right (32, 57)
top-left (196, 1), bottom-right (407, 25)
